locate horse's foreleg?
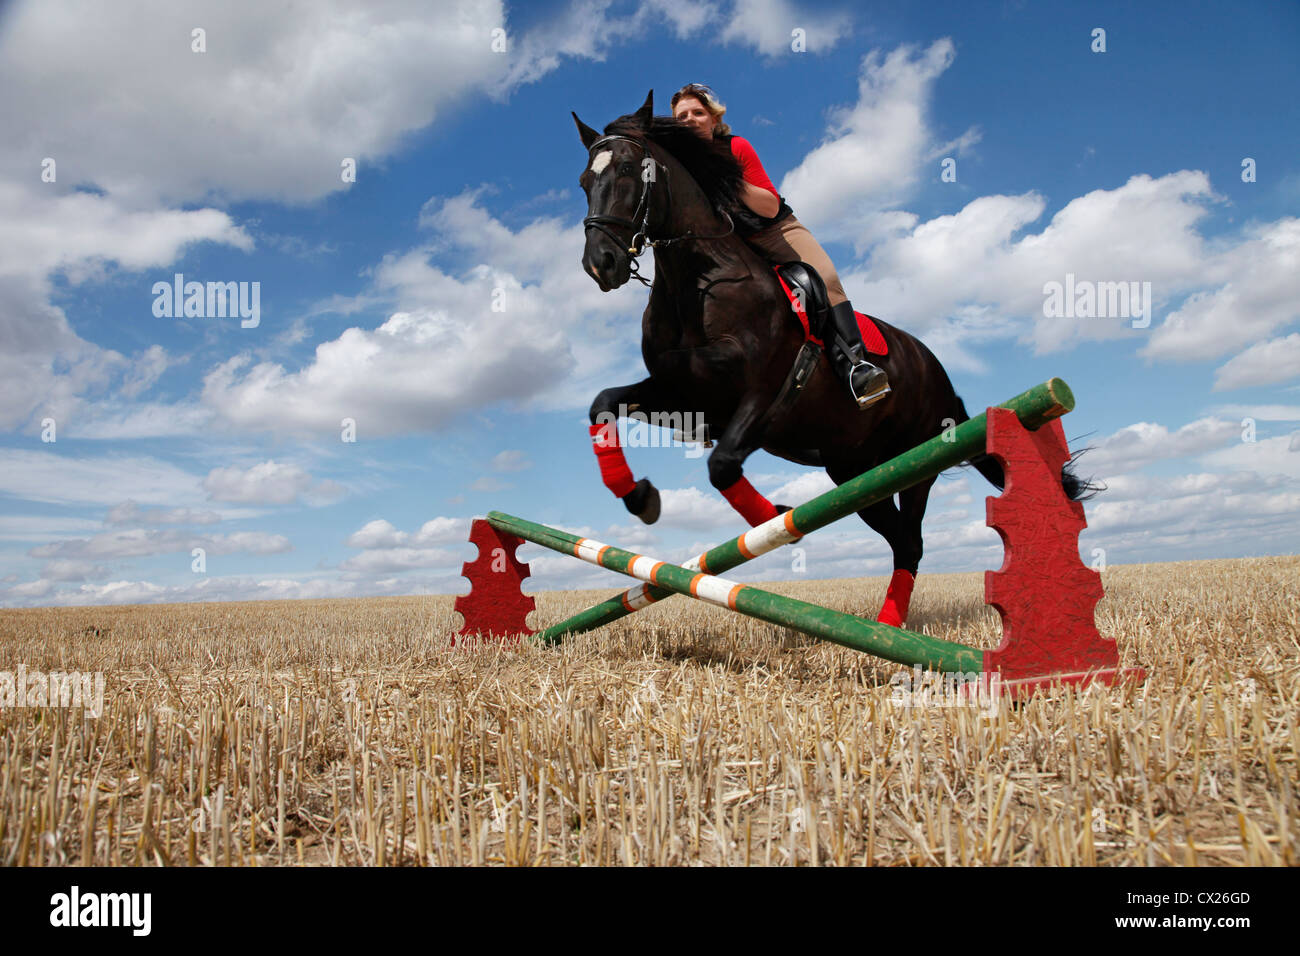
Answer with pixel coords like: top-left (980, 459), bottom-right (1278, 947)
top-left (706, 393), bottom-right (783, 527)
top-left (589, 379), bottom-right (663, 523)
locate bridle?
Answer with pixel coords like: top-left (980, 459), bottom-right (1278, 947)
top-left (582, 133), bottom-right (735, 286)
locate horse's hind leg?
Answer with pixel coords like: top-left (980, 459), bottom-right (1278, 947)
top-left (847, 475), bottom-right (935, 627)
top-left (589, 379), bottom-right (665, 523)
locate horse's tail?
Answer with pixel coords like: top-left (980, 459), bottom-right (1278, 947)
top-left (953, 396), bottom-right (1101, 502)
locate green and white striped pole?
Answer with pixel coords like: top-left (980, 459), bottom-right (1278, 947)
top-left (522, 377), bottom-right (1075, 644)
top-left (486, 510), bottom-right (983, 673)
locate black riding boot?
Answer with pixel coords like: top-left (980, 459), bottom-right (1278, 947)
top-left (827, 301), bottom-right (890, 409)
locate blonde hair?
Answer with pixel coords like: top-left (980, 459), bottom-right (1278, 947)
top-left (671, 84), bottom-right (731, 138)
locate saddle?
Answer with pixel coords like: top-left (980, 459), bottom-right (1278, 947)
top-left (673, 263), bottom-right (887, 448)
top-left (773, 262), bottom-right (888, 355)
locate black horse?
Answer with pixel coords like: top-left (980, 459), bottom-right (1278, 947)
top-left (574, 91), bottom-right (1085, 626)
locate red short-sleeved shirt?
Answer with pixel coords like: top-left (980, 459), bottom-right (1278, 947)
top-left (725, 135), bottom-right (793, 235)
top-left (729, 136), bottom-right (780, 198)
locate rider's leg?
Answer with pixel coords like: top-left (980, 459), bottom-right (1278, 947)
top-left (745, 217), bottom-right (889, 409)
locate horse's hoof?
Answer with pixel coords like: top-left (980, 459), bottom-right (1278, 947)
top-left (623, 478), bottom-right (661, 524)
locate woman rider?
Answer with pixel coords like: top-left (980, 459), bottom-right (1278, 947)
top-left (670, 83), bottom-right (889, 408)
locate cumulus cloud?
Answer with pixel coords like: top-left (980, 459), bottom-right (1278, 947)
top-left (0, 185), bottom-right (248, 433)
top-left (203, 460), bottom-right (342, 505)
top-left (643, 0), bottom-right (719, 38)
top-left (1142, 219), bottom-right (1300, 362)
top-left (656, 486), bottom-right (742, 530)
top-left (0, 0), bottom-right (658, 441)
top-left (0, 0), bottom-right (516, 207)
top-left (1082, 417), bottom-right (1243, 477)
top-left (340, 516), bottom-right (470, 575)
top-left (345, 517), bottom-right (467, 549)
top-left (200, 190), bottom-right (643, 435)
top-left (1200, 434), bottom-right (1300, 481)
top-left (831, 170), bottom-right (1300, 372)
top-left (780, 39), bottom-right (972, 245)
top-left (720, 0), bottom-right (852, 57)
top-left (1083, 474), bottom-right (1300, 561)
top-left (1213, 331), bottom-right (1300, 391)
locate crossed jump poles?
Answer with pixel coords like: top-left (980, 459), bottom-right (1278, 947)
top-left (455, 379), bottom-right (1146, 697)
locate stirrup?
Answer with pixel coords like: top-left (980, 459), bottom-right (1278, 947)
top-left (850, 361), bottom-right (890, 409)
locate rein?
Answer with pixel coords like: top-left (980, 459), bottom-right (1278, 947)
top-left (582, 133), bottom-right (735, 286)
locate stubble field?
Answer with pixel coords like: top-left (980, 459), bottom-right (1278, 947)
top-left (1, 556), bottom-right (1296, 866)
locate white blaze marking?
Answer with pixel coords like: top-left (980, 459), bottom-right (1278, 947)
top-left (589, 150), bottom-right (613, 174)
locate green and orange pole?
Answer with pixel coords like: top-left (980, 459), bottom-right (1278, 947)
top-left (486, 510), bottom-right (983, 672)
top-left (518, 377), bottom-right (1075, 644)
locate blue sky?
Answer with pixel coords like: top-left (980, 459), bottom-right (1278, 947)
top-left (1, 0), bottom-right (1297, 608)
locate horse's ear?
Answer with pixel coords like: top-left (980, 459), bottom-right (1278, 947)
top-left (572, 112), bottom-right (600, 149)
top-left (634, 89), bottom-right (653, 126)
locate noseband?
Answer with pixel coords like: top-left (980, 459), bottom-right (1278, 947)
top-left (582, 133), bottom-right (734, 286)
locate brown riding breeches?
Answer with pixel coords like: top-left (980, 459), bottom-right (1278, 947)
top-left (743, 214), bottom-right (848, 307)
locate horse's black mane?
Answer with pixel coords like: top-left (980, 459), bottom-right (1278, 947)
top-left (604, 114), bottom-right (744, 214)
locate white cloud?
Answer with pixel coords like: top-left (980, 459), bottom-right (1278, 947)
top-left (339, 547), bottom-right (460, 574)
top-left (490, 449), bottom-right (532, 472)
top-left (770, 470), bottom-right (835, 504)
top-left (40, 559), bottom-right (111, 583)
top-left (780, 39), bottom-right (969, 245)
top-left (1201, 434), bottom-right (1300, 480)
top-left (0, 449), bottom-right (204, 507)
top-left (0, 181), bottom-right (249, 433)
top-left (643, 0), bottom-right (719, 38)
top-left (0, 515), bottom-right (104, 544)
top-left (1213, 331), bottom-right (1300, 391)
top-left (841, 171), bottom-right (1242, 362)
top-left (203, 460), bottom-right (341, 505)
top-left (656, 486), bottom-right (741, 530)
top-left (201, 190), bottom-right (642, 434)
top-left (0, 572), bottom-right (425, 608)
top-left (1208, 404), bottom-right (1300, 422)
top-left (113, 345), bottom-right (171, 399)
top-left (105, 501), bottom-right (222, 526)
top-left (345, 517), bottom-right (468, 549)
top-left (720, 0), bottom-right (851, 58)
top-left (1142, 219), bottom-right (1300, 362)
top-left (1082, 417), bottom-right (1242, 477)
top-left (0, 0), bottom-right (517, 207)
top-left (0, 0), bottom-right (671, 440)
top-left (62, 402), bottom-right (216, 441)
top-left (30, 529), bottom-right (290, 560)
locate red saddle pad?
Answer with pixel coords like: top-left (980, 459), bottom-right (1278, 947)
top-left (856, 312), bottom-right (888, 356)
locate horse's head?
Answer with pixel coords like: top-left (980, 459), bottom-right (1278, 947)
top-left (573, 90), bottom-right (660, 292)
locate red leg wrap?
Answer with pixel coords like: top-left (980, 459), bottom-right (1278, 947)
top-left (589, 422), bottom-right (636, 498)
top-left (877, 569), bottom-right (916, 628)
top-left (720, 477), bottom-right (779, 527)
